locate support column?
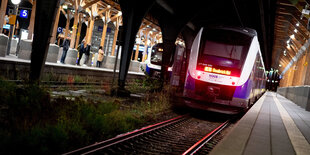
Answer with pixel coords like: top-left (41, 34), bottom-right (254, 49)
top-left (27, 0), bottom-right (36, 40)
top-left (75, 16), bottom-right (83, 49)
top-left (50, 6), bottom-right (61, 44)
top-left (117, 0), bottom-right (156, 95)
top-left (0, 0), bottom-right (8, 33)
top-left (100, 10), bottom-right (110, 47)
top-left (70, 0), bottom-right (79, 48)
top-left (302, 50), bottom-right (310, 85)
top-left (142, 30), bottom-right (149, 62)
top-left (84, 17), bottom-right (90, 42)
top-left (134, 44), bottom-right (139, 60)
top-left (111, 16), bottom-right (120, 56)
top-left (29, 0), bottom-right (60, 83)
top-left (86, 17), bottom-right (94, 44)
top-left (64, 9), bottom-right (70, 39)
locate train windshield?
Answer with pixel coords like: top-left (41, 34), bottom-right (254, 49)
top-left (197, 29), bottom-right (252, 76)
top-left (150, 43), bottom-right (163, 65)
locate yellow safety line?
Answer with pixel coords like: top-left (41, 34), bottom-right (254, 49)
top-left (273, 93), bottom-right (310, 155)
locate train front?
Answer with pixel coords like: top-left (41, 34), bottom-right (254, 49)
top-left (183, 27), bottom-right (255, 114)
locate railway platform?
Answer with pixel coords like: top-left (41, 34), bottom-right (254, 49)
top-left (210, 91), bottom-right (310, 155)
top-left (0, 55), bottom-right (144, 83)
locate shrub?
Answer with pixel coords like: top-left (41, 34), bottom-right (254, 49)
top-left (0, 78), bottom-right (171, 154)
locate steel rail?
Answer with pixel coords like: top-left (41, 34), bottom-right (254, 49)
top-left (182, 120), bottom-right (230, 155)
top-left (63, 114), bottom-right (189, 155)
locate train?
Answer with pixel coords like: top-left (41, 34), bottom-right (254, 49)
top-left (183, 27), bottom-right (266, 114)
top-left (146, 43), bottom-right (168, 77)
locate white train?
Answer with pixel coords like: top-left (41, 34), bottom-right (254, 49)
top-left (183, 27), bottom-right (266, 114)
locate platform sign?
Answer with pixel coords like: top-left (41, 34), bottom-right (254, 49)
top-left (57, 27), bottom-right (63, 33)
top-left (3, 24), bottom-right (10, 30)
top-left (19, 10), bottom-right (28, 18)
top-left (8, 15), bottom-right (17, 25)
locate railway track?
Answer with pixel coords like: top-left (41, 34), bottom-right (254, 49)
top-left (63, 114), bottom-right (230, 155)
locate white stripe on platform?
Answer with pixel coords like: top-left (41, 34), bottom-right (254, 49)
top-left (273, 93), bottom-right (310, 155)
top-left (209, 93), bottom-right (266, 155)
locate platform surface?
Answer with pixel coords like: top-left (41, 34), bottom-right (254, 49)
top-left (0, 55), bottom-right (144, 76)
top-left (210, 91), bottom-right (310, 155)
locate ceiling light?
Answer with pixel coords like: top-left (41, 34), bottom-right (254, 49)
top-left (11, 0), bottom-right (21, 5)
top-left (294, 29), bottom-right (298, 33)
top-left (296, 22), bottom-right (300, 27)
top-left (290, 34), bottom-right (295, 39)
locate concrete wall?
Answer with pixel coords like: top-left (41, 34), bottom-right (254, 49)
top-left (18, 39), bottom-right (32, 60)
top-left (65, 49), bottom-right (78, 65)
top-left (0, 34), bottom-right (8, 57)
top-left (80, 52), bottom-right (93, 66)
top-left (46, 44), bottom-right (59, 63)
top-left (10, 38), bottom-right (18, 55)
top-left (103, 55), bottom-right (119, 69)
top-left (129, 60), bottom-right (140, 72)
top-left (277, 86), bottom-right (310, 111)
top-left (0, 58), bottom-right (144, 84)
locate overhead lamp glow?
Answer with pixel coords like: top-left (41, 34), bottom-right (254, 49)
top-left (286, 39), bottom-right (290, 44)
top-left (107, 5), bottom-right (111, 8)
top-left (296, 22), bottom-right (300, 26)
top-left (290, 34), bottom-right (295, 39)
top-left (279, 64), bottom-right (282, 67)
top-left (63, 5), bottom-right (68, 9)
top-left (11, 0), bottom-right (21, 5)
top-left (294, 29), bottom-right (298, 33)
top-left (117, 11), bottom-right (122, 16)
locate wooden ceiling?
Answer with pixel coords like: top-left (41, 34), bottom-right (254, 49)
top-left (273, 0), bottom-right (310, 73)
top-left (61, 0), bottom-right (310, 73)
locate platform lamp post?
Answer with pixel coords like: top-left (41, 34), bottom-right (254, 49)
top-left (6, 0), bottom-right (20, 55)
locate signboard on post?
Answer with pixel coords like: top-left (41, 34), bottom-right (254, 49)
top-left (8, 9), bottom-right (29, 18)
top-left (8, 15), bottom-right (17, 25)
top-left (19, 10), bottom-right (29, 18)
top-left (57, 27), bottom-right (63, 33)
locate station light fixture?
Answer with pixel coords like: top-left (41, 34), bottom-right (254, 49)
top-left (117, 11), bottom-right (122, 16)
top-left (290, 34), bottom-right (295, 39)
top-left (63, 5), bottom-right (68, 9)
top-left (279, 64), bottom-right (282, 67)
top-left (296, 22), bottom-right (300, 27)
top-left (286, 39), bottom-right (290, 44)
top-left (11, 0), bottom-right (21, 5)
top-left (294, 29), bottom-right (298, 33)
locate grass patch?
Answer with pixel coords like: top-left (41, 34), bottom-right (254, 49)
top-left (0, 78), bottom-right (171, 154)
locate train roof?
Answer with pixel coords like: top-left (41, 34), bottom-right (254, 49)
top-left (203, 26), bottom-right (257, 38)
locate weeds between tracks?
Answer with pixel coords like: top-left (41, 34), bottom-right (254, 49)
top-left (0, 77), bottom-right (172, 154)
